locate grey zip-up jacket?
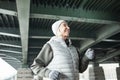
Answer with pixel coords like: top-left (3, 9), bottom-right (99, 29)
top-left (30, 37), bottom-right (90, 80)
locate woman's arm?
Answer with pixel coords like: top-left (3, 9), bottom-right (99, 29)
top-left (79, 48), bottom-right (94, 73)
top-left (30, 43), bottom-right (53, 78)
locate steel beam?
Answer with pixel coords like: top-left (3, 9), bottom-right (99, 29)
top-left (30, 14), bottom-right (120, 24)
top-left (16, 0), bottom-right (30, 64)
top-left (79, 24), bottom-right (120, 53)
top-left (0, 8), bottom-right (17, 16)
top-left (96, 49), bottom-right (120, 63)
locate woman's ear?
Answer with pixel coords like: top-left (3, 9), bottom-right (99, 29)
top-left (56, 28), bottom-right (62, 36)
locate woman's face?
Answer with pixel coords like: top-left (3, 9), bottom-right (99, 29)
top-left (58, 22), bottom-right (70, 39)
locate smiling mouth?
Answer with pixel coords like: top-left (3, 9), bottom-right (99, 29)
top-left (65, 30), bottom-right (70, 33)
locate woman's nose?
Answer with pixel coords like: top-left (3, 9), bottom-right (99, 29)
top-left (67, 26), bottom-right (70, 30)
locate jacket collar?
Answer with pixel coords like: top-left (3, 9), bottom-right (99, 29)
top-left (50, 36), bottom-right (71, 47)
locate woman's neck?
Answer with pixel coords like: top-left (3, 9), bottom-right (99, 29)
top-left (56, 35), bottom-right (68, 40)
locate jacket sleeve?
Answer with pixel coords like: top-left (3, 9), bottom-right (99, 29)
top-left (30, 43), bottom-right (53, 78)
top-left (78, 50), bottom-right (90, 73)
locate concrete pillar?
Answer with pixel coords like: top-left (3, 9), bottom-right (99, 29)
top-left (116, 62), bottom-right (120, 80)
top-left (17, 68), bottom-right (33, 80)
top-left (89, 63), bottom-right (105, 80)
top-left (89, 67), bottom-right (95, 80)
top-left (116, 67), bottom-right (120, 80)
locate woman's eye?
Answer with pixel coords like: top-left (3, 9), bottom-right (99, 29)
top-left (64, 24), bottom-right (66, 27)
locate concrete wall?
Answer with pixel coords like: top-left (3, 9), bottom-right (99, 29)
top-left (17, 68), bottom-right (33, 80)
top-left (116, 67), bottom-right (120, 80)
top-left (89, 67), bottom-right (105, 80)
top-left (17, 66), bottom-right (120, 80)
